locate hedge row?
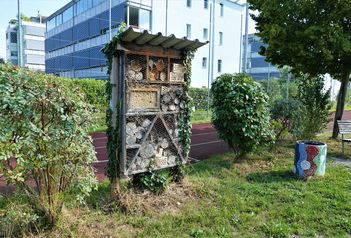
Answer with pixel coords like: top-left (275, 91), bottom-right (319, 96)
top-left (189, 87), bottom-right (210, 111)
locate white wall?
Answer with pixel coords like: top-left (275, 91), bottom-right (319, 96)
top-left (152, 0), bottom-right (244, 87)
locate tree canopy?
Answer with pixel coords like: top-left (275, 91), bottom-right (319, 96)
top-left (249, 0), bottom-right (350, 78)
top-left (249, 0), bottom-right (351, 138)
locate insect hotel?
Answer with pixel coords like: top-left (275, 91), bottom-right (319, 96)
top-left (107, 27), bottom-right (207, 176)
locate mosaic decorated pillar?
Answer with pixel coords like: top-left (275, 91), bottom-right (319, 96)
top-left (294, 141), bottom-right (327, 177)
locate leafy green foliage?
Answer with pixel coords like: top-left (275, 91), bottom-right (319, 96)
top-left (102, 22), bottom-right (126, 184)
top-left (296, 75), bottom-right (332, 139)
top-left (189, 87), bottom-right (209, 111)
top-left (169, 160), bottom-right (187, 183)
top-left (211, 73), bottom-right (273, 157)
top-left (249, 0), bottom-right (351, 78)
top-left (0, 58), bottom-right (4, 64)
top-left (0, 198), bottom-right (39, 237)
top-left (248, 0), bottom-right (351, 138)
top-left (132, 171), bottom-right (169, 194)
top-left (0, 64), bottom-right (97, 224)
top-left (179, 51), bottom-right (195, 158)
top-left (259, 78), bottom-right (298, 105)
top-left (70, 78), bottom-right (107, 112)
top-left (270, 98), bottom-right (304, 140)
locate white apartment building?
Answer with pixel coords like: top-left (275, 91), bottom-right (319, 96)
top-left (6, 16), bottom-right (46, 71)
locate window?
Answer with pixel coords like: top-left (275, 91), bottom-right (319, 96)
top-left (186, 24), bottom-right (191, 38)
top-left (219, 32), bottom-right (223, 45)
top-left (220, 3), bottom-right (224, 16)
top-left (62, 6), bottom-right (73, 23)
top-left (139, 9), bottom-right (151, 30)
top-left (55, 14), bottom-right (62, 26)
top-left (187, 0), bottom-right (191, 7)
top-left (203, 28), bottom-right (208, 40)
top-left (218, 59), bottom-right (222, 73)
top-left (47, 18), bottom-right (55, 31)
top-left (11, 51), bottom-right (18, 57)
top-left (129, 7), bottom-right (139, 27)
top-left (10, 32), bottom-right (17, 43)
top-left (202, 57), bottom-right (207, 68)
top-left (204, 0), bottom-right (208, 9)
top-left (126, 6), bottom-right (151, 30)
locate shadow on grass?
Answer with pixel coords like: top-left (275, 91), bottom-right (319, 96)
top-left (246, 170), bottom-right (299, 183)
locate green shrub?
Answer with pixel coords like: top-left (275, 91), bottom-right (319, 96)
top-left (132, 170), bottom-right (169, 194)
top-left (189, 87), bottom-right (209, 111)
top-left (70, 78), bottom-right (107, 112)
top-left (0, 64), bottom-right (97, 224)
top-left (211, 73), bottom-right (273, 158)
top-left (0, 198), bottom-right (39, 237)
top-left (270, 98), bottom-right (304, 140)
top-left (296, 75), bottom-right (332, 139)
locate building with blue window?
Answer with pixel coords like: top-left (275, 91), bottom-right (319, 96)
top-left (6, 15), bottom-right (46, 71)
top-left (46, 0), bottom-right (245, 86)
top-left (242, 33), bottom-right (281, 80)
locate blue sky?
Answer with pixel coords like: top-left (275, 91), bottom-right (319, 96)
top-left (0, 0), bottom-right (70, 58)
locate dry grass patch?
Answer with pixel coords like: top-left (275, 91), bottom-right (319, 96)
top-left (116, 179), bottom-right (201, 216)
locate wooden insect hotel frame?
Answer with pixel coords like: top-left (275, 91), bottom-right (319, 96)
top-left (108, 27), bottom-right (207, 176)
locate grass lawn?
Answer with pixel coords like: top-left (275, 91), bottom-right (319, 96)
top-left (26, 133), bottom-right (350, 238)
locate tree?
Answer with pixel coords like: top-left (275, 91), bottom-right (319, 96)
top-left (0, 58), bottom-right (4, 64)
top-left (249, 0), bottom-right (351, 138)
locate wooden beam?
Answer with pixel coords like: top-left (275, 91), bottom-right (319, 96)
top-left (119, 42), bottom-right (182, 59)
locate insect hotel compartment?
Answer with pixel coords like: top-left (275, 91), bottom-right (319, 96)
top-left (125, 115), bottom-right (181, 173)
top-left (126, 54), bottom-right (147, 81)
top-left (148, 56), bottom-right (168, 82)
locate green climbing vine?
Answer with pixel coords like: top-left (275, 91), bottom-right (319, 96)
top-left (102, 23), bottom-right (126, 182)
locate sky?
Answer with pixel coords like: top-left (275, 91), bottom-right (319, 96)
top-left (0, 0), bottom-right (256, 59)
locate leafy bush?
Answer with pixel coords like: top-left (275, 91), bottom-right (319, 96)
top-left (211, 73), bottom-right (273, 158)
top-left (270, 98), bottom-right (304, 140)
top-left (0, 198), bottom-right (39, 237)
top-left (0, 64), bottom-right (97, 224)
top-left (132, 170), bottom-right (169, 194)
top-left (189, 87), bottom-right (209, 111)
top-left (70, 78), bottom-right (107, 112)
top-left (296, 75), bottom-right (332, 139)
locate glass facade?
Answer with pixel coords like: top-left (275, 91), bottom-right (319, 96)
top-left (47, 0), bottom-right (106, 31)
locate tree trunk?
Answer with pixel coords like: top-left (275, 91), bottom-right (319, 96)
top-left (332, 71), bottom-right (350, 138)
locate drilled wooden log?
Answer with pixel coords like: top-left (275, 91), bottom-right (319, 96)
top-left (142, 119), bottom-right (152, 128)
top-left (126, 122), bottom-right (137, 135)
top-left (160, 72), bottom-right (166, 81)
top-left (169, 104), bottom-right (176, 111)
top-left (160, 138), bottom-right (169, 149)
top-left (135, 72), bottom-right (143, 81)
top-left (131, 60), bottom-right (142, 72)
